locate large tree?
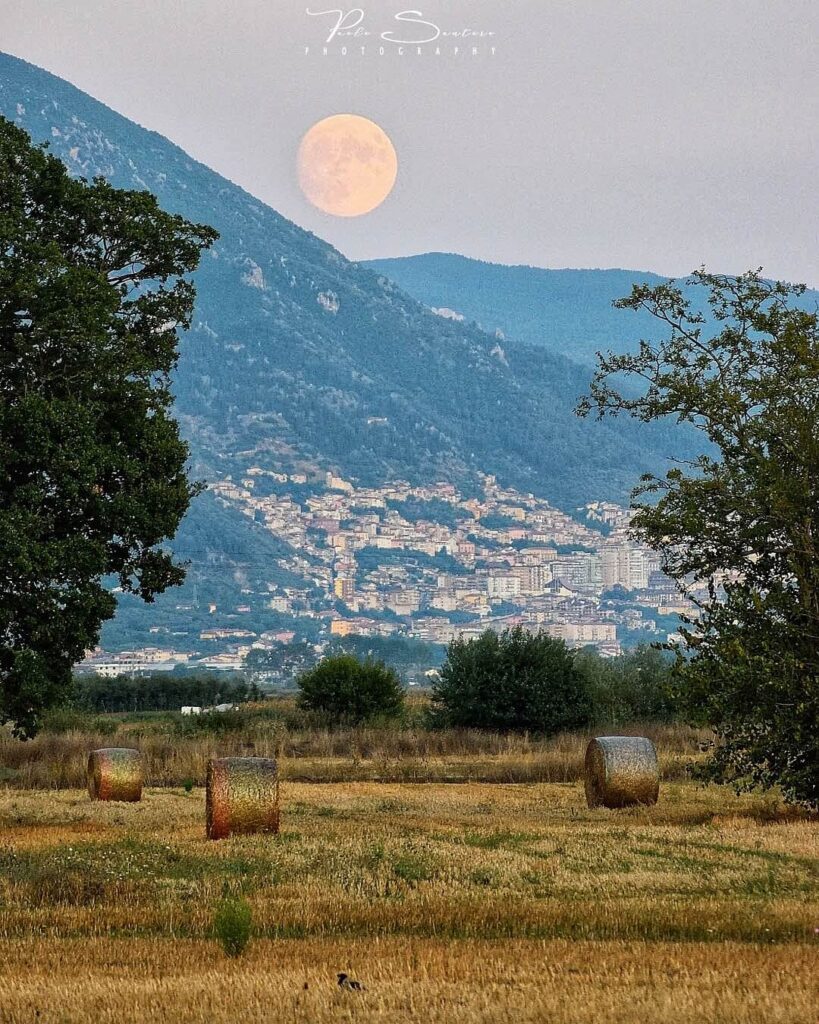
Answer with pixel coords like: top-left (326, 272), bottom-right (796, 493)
top-left (297, 653), bottom-right (405, 724)
top-left (431, 627), bottom-right (591, 733)
top-left (579, 270), bottom-right (818, 807)
top-left (0, 117), bottom-right (217, 736)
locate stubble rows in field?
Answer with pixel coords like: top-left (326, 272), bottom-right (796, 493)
top-left (0, 780), bottom-right (816, 1022)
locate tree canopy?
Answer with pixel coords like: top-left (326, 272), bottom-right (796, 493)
top-left (573, 645), bottom-right (677, 725)
top-left (297, 653), bottom-right (405, 724)
top-left (579, 269), bottom-right (819, 807)
top-left (431, 626), bottom-right (591, 733)
top-left (0, 117), bottom-right (217, 736)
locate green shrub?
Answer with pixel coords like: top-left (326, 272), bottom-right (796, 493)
top-left (213, 896), bottom-right (252, 957)
top-left (297, 654), bottom-right (405, 724)
top-left (392, 854), bottom-right (432, 886)
top-left (172, 709), bottom-right (247, 736)
top-left (431, 627), bottom-right (591, 733)
top-left (574, 645), bottom-right (678, 725)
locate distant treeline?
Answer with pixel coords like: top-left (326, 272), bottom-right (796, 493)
top-left (331, 634), bottom-right (445, 669)
top-left (70, 643), bottom-right (678, 726)
top-left (574, 646), bottom-right (678, 724)
top-left (72, 673), bottom-right (259, 714)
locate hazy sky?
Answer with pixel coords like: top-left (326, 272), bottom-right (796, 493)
top-left (1, 0), bottom-right (817, 283)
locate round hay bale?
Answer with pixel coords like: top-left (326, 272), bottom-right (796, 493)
top-left (206, 756), bottom-right (280, 840)
top-left (87, 748), bottom-right (143, 802)
top-left (584, 736), bottom-right (659, 808)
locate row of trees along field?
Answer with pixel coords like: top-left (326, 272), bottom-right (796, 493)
top-left (0, 119), bottom-right (816, 806)
top-left (68, 636), bottom-right (673, 728)
top-left (70, 674), bottom-right (260, 715)
top-left (295, 632), bottom-right (677, 732)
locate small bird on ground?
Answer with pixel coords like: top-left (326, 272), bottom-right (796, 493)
top-left (337, 972), bottom-right (365, 991)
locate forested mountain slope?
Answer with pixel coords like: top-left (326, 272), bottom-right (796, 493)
top-left (0, 51), bottom-right (692, 509)
top-left (366, 252), bottom-right (819, 366)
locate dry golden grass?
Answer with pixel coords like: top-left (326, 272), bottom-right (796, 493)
top-left (0, 936), bottom-right (816, 1024)
top-left (0, 716), bottom-right (706, 787)
top-left (0, 780), bottom-right (816, 1022)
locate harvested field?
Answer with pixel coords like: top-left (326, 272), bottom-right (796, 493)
top-left (0, 780), bottom-right (816, 1022)
top-left (0, 936), bottom-right (816, 1024)
top-left (0, 712), bottom-right (707, 788)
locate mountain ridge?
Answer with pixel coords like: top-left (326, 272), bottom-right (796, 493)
top-left (365, 252), bottom-right (819, 366)
top-left (0, 49), bottom-right (690, 509)
top-left (0, 51), bottom-right (699, 650)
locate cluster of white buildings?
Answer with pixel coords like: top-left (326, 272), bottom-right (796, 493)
top-left (82, 472), bottom-right (700, 675)
top-left (78, 648), bottom-right (192, 678)
top-left (202, 472), bottom-right (693, 657)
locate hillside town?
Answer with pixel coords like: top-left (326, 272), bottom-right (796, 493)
top-left (80, 471), bottom-right (700, 678)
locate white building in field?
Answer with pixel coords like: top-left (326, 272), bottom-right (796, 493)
top-left (193, 653), bottom-right (244, 672)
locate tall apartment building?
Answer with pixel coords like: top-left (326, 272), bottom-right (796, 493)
top-left (506, 564), bottom-right (551, 594)
top-left (333, 577), bottom-right (356, 602)
top-left (551, 553), bottom-right (601, 590)
top-left (386, 587), bottom-right (422, 614)
top-left (546, 622), bottom-right (617, 645)
top-left (487, 575), bottom-right (521, 600)
top-left (600, 546), bottom-right (660, 591)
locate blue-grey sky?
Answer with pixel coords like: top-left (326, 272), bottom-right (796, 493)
top-left (1, 0), bottom-right (817, 284)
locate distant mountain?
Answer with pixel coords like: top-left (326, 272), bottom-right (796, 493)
top-left (364, 254), bottom-right (665, 364)
top-left (0, 51), bottom-right (692, 510)
top-left (0, 52), bottom-right (703, 649)
top-left (365, 253), bottom-right (819, 366)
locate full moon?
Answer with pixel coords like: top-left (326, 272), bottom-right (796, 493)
top-left (297, 114), bottom-right (398, 217)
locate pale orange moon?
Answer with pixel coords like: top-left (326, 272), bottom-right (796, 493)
top-left (297, 114), bottom-right (398, 217)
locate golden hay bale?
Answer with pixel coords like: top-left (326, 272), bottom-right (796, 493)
top-left (584, 736), bottom-right (659, 808)
top-left (206, 756), bottom-right (280, 840)
top-left (87, 747), bottom-right (143, 802)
